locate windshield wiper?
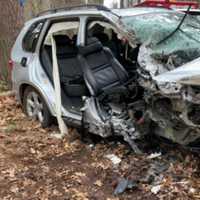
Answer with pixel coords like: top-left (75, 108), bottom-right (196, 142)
top-left (157, 5), bottom-right (191, 45)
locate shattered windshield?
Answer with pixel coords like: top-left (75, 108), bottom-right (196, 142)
top-left (122, 12), bottom-right (200, 67)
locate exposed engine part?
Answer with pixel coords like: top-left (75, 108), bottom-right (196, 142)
top-left (151, 97), bottom-right (173, 119)
top-left (145, 93), bottom-right (200, 145)
top-left (183, 86), bottom-right (200, 104)
top-left (179, 104), bottom-right (200, 128)
top-left (188, 105), bottom-right (200, 125)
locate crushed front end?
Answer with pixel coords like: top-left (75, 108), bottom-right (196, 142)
top-left (122, 9), bottom-right (200, 145)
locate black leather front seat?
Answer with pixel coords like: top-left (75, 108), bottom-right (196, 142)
top-left (78, 37), bottom-right (129, 96)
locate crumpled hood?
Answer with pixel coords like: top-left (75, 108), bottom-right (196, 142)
top-left (154, 57), bottom-right (200, 85)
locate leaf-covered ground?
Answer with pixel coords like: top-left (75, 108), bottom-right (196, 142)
top-left (0, 94), bottom-right (200, 200)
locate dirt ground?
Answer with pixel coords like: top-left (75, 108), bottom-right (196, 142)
top-left (0, 94), bottom-right (200, 200)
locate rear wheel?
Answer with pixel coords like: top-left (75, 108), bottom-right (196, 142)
top-left (22, 86), bottom-right (52, 128)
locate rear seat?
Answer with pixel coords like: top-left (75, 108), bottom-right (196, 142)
top-left (54, 35), bottom-right (87, 97)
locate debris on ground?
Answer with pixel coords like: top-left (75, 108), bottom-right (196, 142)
top-left (105, 154), bottom-right (122, 167)
top-left (141, 160), bottom-right (169, 185)
top-left (114, 178), bottom-right (138, 195)
top-left (0, 94), bottom-right (200, 199)
top-left (147, 152), bottom-right (162, 159)
top-left (151, 185), bottom-right (161, 195)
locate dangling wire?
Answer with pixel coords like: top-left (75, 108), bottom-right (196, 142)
top-left (157, 5), bottom-right (192, 46)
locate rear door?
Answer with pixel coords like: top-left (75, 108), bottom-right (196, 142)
top-left (12, 20), bottom-right (45, 90)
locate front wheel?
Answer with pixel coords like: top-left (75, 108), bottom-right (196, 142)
top-left (22, 86), bottom-right (52, 128)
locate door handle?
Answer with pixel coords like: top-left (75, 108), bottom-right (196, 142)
top-left (21, 57), bottom-right (27, 67)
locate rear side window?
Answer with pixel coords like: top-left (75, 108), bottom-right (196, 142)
top-left (22, 21), bottom-right (44, 52)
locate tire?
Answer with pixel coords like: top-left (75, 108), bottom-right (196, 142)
top-left (22, 86), bottom-right (53, 128)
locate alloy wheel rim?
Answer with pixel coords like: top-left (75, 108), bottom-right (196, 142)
top-left (26, 91), bottom-right (44, 123)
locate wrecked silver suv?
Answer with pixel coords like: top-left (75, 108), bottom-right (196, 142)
top-left (11, 5), bottom-right (200, 151)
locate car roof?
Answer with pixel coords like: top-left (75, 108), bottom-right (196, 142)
top-left (25, 10), bottom-right (103, 25)
top-left (25, 6), bottom-right (175, 25)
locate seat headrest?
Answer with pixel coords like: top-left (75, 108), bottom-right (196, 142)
top-left (54, 35), bottom-right (77, 57)
top-left (78, 37), bottom-right (103, 56)
top-left (94, 33), bottom-right (109, 44)
top-left (54, 35), bottom-right (71, 46)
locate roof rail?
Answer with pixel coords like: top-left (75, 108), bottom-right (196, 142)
top-left (36, 4), bottom-right (114, 17)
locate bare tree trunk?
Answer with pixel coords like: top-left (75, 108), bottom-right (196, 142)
top-left (0, 0), bottom-right (23, 85)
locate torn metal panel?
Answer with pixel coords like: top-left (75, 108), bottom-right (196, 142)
top-left (82, 97), bottom-right (142, 152)
top-left (81, 97), bottom-right (112, 138)
top-left (145, 94), bottom-right (200, 145)
top-left (111, 116), bottom-right (142, 153)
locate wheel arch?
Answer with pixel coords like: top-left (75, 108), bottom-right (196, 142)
top-left (19, 83), bottom-right (55, 116)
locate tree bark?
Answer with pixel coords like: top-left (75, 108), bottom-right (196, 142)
top-left (0, 0), bottom-right (23, 84)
